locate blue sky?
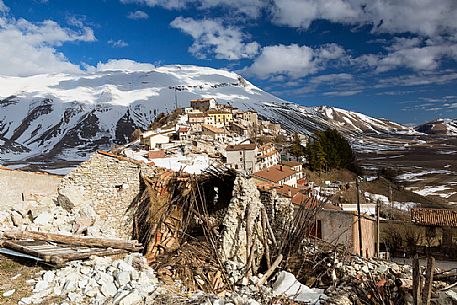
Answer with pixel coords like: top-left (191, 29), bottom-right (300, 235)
top-left (1, 0), bottom-right (457, 124)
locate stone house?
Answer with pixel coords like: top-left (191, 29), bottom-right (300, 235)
top-left (315, 209), bottom-right (376, 258)
top-left (230, 122), bottom-right (248, 137)
top-left (188, 112), bottom-right (207, 132)
top-left (177, 126), bottom-right (191, 141)
top-left (252, 165), bottom-right (299, 187)
top-left (201, 124), bottom-right (226, 142)
top-left (190, 98), bottom-right (216, 112)
top-left (236, 111), bottom-right (258, 127)
top-left (225, 144), bottom-right (257, 173)
top-left (140, 131), bottom-right (170, 150)
top-left (410, 208), bottom-right (457, 256)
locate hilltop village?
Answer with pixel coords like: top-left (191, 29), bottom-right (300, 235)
top-left (1, 98), bottom-right (457, 305)
top-left (123, 98), bottom-right (313, 203)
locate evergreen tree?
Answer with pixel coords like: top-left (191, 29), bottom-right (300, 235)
top-left (306, 128), bottom-right (356, 172)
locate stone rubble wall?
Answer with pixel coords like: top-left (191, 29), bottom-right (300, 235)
top-left (260, 189), bottom-right (294, 242)
top-left (221, 176), bottom-right (265, 283)
top-left (57, 152), bottom-right (156, 239)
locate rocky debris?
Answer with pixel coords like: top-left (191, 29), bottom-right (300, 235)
top-left (20, 253), bottom-right (159, 305)
top-left (0, 195), bottom-right (117, 238)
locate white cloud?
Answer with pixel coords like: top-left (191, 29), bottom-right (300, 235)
top-left (322, 89), bottom-right (361, 96)
top-left (243, 43), bottom-right (347, 79)
top-left (272, 0), bottom-right (359, 29)
top-left (309, 73), bottom-right (353, 84)
top-left (121, 0), bottom-right (265, 17)
top-left (120, 0), bottom-right (188, 10)
top-left (90, 59), bottom-right (155, 72)
top-left (356, 38), bottom-right (457, 72)
top-left (0, 14), bottom-right (96, 76)
top-left (170, 17), bottom-right (259, 60)
top-left (127, 10), bottom-right (149, 19)
top-left (108, 39), bottom-right (128, 48)
top-left (0, 0), bottom-right (9, 13)
top-left (270, 0), bottom-right (457, 38)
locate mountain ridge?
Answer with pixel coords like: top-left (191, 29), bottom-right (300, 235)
top-left (0, 65), bottom-right (416, 165)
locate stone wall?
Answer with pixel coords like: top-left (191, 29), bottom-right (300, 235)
top-left (260, 189), bottom-right (294, 241)
top-left (0, 168), bottom-right (61, 209)
top-left (220, 177), bottom-right (265, 282)
top-left (58, 152), bottom-right (156, 238)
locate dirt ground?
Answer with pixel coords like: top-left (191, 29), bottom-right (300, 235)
top-left (0, 254), bottom-right (44, 304)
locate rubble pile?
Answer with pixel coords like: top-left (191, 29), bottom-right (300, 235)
top-left (19, 254), bottom-right (159, 305)
top-left (325, 256), bottom-right (412, 304)
top-left (0, 195), bottom-right (116, 238)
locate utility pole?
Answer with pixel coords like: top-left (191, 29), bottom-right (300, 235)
top-left (376, 199), bottom-right (380, 258)
top-left (389, 184), bottom-right (393, 208)
top-left (356, 177), bottom-right (363, 257)
top-left (174, 87), bottom-right (178, 110)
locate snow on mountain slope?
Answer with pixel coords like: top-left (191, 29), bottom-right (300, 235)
top-left (0, 65), bottom-right (413, 164)
top-left (415, 119), bottom-right (457, 136)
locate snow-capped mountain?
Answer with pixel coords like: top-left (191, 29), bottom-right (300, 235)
top-left (0, 65), bottom-right (413, 164)
top-left (415, 119), bottom-right (457, 136)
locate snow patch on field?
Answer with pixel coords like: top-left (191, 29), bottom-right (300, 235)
top-left (409, 185), bottom-right (452, 197)
top-left (364, 192), bottom-right (418, 211)
top-left (397, 169), bottom-right (452, 182)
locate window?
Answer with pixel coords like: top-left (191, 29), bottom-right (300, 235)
top-left (240, 157), bottom-right (243, 161)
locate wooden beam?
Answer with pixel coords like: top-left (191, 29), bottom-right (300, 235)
top-left (413, 254), bottom-right (421, 305)
top-left (421, 256), bottom-right (435, 305)
top-left (2, 240), bottom-right (53, 263)
top-left (3, 231), bottom-right (142, 251)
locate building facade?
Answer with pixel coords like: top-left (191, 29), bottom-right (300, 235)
top-left (225, 144), bottom-right (257, 173)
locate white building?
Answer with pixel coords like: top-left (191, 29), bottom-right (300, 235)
top-left (140, 131), bottom-right (170, 150)
top-left (256, 144), bottom-right (280, 171)
top-left (225, 144), bottom-right (257, 174)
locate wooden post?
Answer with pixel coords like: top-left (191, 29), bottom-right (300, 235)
top-left (356, 177), bottom-right (363, 257)
top-left (413, 254), bottom-right (421, 305)
top-left (376, 199), bottom-right (380, 258)
top-left (421, 256), bottom-right (435, 305)
top-left (257, 254), bottom-right (283, 287)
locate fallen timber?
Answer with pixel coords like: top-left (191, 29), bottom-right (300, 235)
top-left (1, 230), bottom-right (143, 266)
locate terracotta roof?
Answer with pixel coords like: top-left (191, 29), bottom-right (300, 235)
top-left (202, 124), bottom-right (224, 134)
top-left (148, 150), bottom-right (167, 159)
top-left (178, 127), bottom-right (189, 133)
top-left (411, 208), bottom-right (457, 227)
top-left (283, 161), bottom-right (302, 167)
top-left (225, 144), bottom-right (257, 151)
top-left (292, 193), bottom-right (308, 205)
top-left (275, 185), bottom-right (301, 198)
top-left (252, 165), bottom-right (297, 183)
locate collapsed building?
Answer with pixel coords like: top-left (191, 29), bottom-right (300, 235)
top-left (54, 150), bottom-right (320, 292)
